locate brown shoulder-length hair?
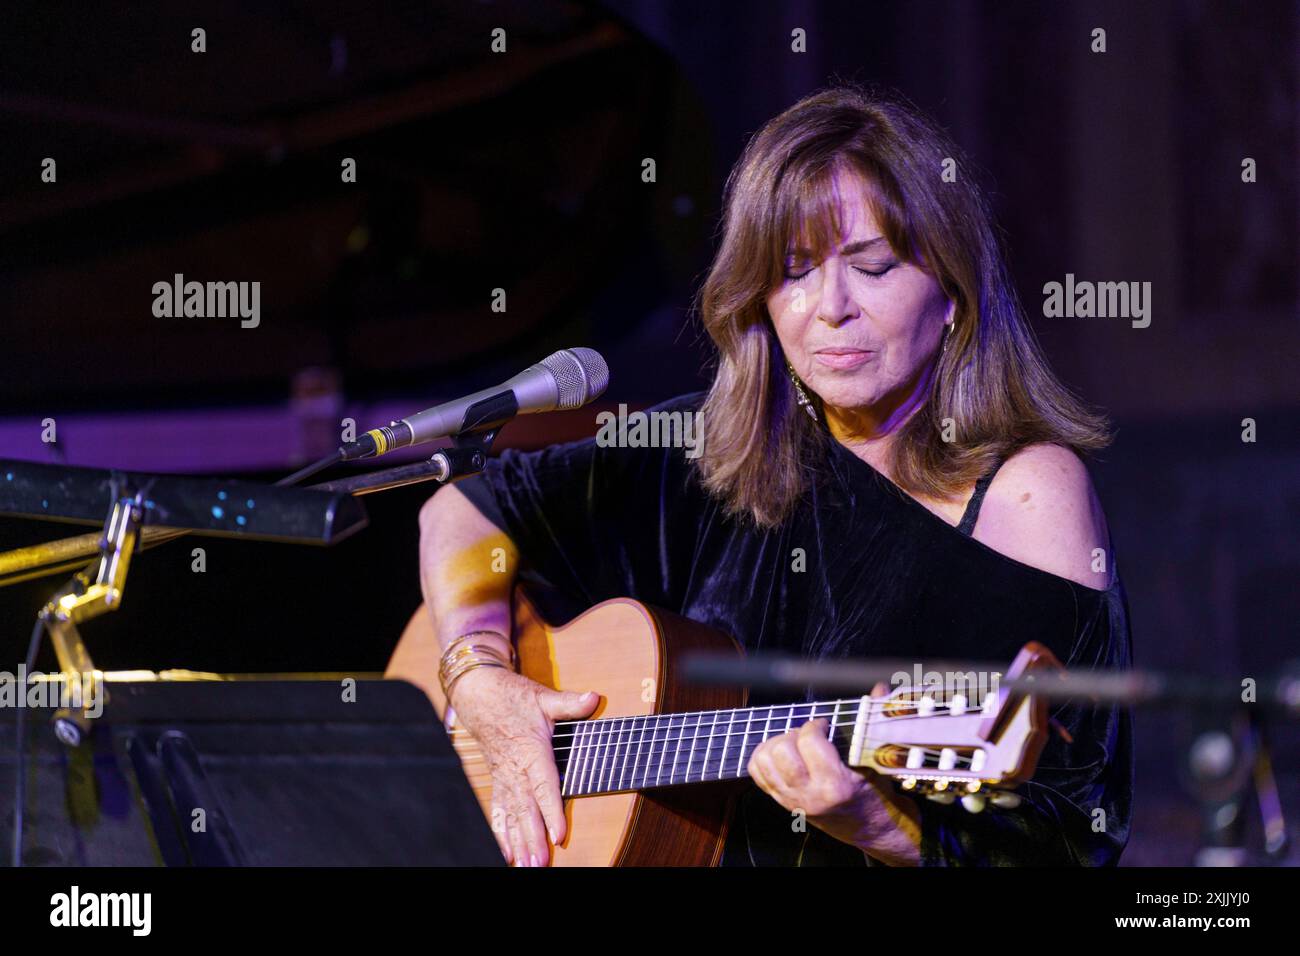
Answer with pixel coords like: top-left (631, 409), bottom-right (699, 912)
top-left (694, 84), bottom-right (1110, 528)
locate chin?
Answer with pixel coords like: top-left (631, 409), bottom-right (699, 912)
top-left (806, 374), bottom-right (881, 411)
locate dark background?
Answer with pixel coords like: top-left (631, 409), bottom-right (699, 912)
top-left (1, 1), bottom-right (1297, 865)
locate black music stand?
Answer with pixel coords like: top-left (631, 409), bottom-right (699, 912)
top-left (0, 676), bottom-right (502, 866)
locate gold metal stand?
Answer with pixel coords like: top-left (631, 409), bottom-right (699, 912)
top-left (36, 487), bottom-right (145, 745)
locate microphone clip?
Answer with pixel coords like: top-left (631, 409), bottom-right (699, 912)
top-left (430, 424), bottom-right (503, 483)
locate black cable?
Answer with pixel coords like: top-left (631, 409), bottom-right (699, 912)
top-left (11, 616), bottom-right (45, 868)
top-left (277, 450), bottom-right (343, 488)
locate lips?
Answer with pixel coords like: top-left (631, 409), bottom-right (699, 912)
top-left (812, 347), bottom-right (875, 370)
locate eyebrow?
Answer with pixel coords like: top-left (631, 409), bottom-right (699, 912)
top-left (786, 237), bottom-right (891, 258)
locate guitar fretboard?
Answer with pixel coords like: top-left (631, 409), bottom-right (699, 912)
top-left (554, 700), bottom-right (860, 797)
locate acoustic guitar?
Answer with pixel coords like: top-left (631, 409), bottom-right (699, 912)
top-left (388, 591), bottom-right (1059, 866)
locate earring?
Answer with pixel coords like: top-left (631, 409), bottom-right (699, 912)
top-left (785, 358), bottom-right (819, 423)
top-left (942, 321), bottom-right (954, 356)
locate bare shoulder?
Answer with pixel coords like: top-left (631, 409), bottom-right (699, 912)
top-left (971, 443), bottom-right (1113, 590)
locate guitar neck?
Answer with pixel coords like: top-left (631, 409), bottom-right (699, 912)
top-left (555, 700), bottom-right (862, 798)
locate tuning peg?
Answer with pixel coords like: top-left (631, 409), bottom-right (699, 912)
top-left (960, 793), bottom-right (987, 814)
top-left (925, 791), bottom-right (956, 805)
top-left (989, 791), bottom-right (1022, 809)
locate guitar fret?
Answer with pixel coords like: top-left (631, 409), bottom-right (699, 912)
top-left (565, 722), bottom-right (577, 797)
top-left (642, 712), bottom-right (660, 790)
top-left (596, 718), bottom-right (611, 794)
top-left (620, 717), bottom-right (638, 792)
top-left (721, 709), bottom-right (736, 779)
top-left (696, 712), bottom-right (709, 783)
top-left (592, 723), bottom-right (605, 796)
top-left (620, 717), bottom-right (635, 792)
top-left (749, 705), bottom-right (773, 778)
top-left (686, 712), bottom-right (702, 785)
top-left (572, 721), bottom-right (585, 796)
top-left (675, 713), bottom-right (686, 784)
top-left (607, 718), bottom-right (623, 792)
top-left (642, 716), bottom-right (655, 789)
top-left (654, 717), bottom-right (666, 785)
top-left (733, 707), bottom-right (753, 781)
top-left (736, 708), bottom-right (755, 776)
top-left (606, 717), bottom-right (624, 793)
top-left (641, 715), bottom-right (657, 790)
top-left (673, 713), bottom-right (689, 786)
top-left (611, 717), bottom-right (626, 790)
top-left (560, 722), bottom-right (576, 797)
top-left (667, 713), bottom-right (680, 786)
top-left (581, 719), bottom-right (600, 796)
top-left (654, 715), bottom-right (667, 787)
top-left (699, 710), bottom-right (717, 783)
top-left (634, 715), bottom-right (651, 790)
top-left (691, 712), bottom-right (702, 785)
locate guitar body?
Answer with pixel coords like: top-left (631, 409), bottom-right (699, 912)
top-left (388, 593), bottom-right (747, 866)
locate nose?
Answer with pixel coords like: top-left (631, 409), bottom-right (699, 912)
top-left (815, 260), bottom-right (857, 327)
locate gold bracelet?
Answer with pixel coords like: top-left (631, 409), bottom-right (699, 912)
top-left (438, 631), bottom-right (516, 702)
top-left (440, 655), bottom-right (508, 703)
top-left (442, 630), bottom-right (515, 666)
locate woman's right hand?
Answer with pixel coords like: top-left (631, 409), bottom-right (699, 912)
top-left (448, 666), bottom-right (599, 866)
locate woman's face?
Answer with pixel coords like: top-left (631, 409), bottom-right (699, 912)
top-left (766, 169), bottom-right (953, 430)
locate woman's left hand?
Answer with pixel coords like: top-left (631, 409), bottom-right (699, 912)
top-left (747, 717), bottom-right (923, 865)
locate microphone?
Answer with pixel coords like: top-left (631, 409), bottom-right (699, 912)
top-left (339, 347), bottom-right (610, 461)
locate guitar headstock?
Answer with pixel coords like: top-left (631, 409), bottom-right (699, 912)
top-left (846, 642), bottom-right (1062, 813)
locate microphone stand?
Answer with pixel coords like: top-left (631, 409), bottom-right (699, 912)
top-left (313, 424), bottom-right (502, 497)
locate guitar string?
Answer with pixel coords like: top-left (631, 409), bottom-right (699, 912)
top-left (451, 756), bottom-right (968, 779)
top-left (442, 701), bottom-right (996, 793)
top-left (546, 714), bottom-right (980, 751)
top-left (554, 740), bottom-right (977, 795)
top-left (451, 749), bottom-right (978, 791)
top-left (445, 693), bottom-right (994, 734)
top-left (445, 702), bottom-right (995, 746)
top-left (544, 693), bottom-right (986, 731)
top-left (452, 738), bottom-right (973, 774)
top-left (546, 703), bottom-right (989, 744)
top-left (450, 709), bottom-right (988, 792)
top-left (449, 738), bottom-right (987, 797)
top-left (448, 740), bottom-right (959, 764)
top-left (447, 722), bottom-right (971, 758)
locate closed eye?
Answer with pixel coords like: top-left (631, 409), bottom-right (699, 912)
top-left (784, 263), bottom-right (896, 282)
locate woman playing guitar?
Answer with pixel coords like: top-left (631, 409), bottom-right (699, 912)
top-left (388, 85), bottom-right (1133, 868)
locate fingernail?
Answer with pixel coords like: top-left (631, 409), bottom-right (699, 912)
top-left (547, 827), bottom-right (557, 844)
top-left (530, 853), bottom-right (540, 868)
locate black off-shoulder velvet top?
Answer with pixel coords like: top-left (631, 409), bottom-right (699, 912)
top-left (456, 392), bottom-right (1133, 866)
